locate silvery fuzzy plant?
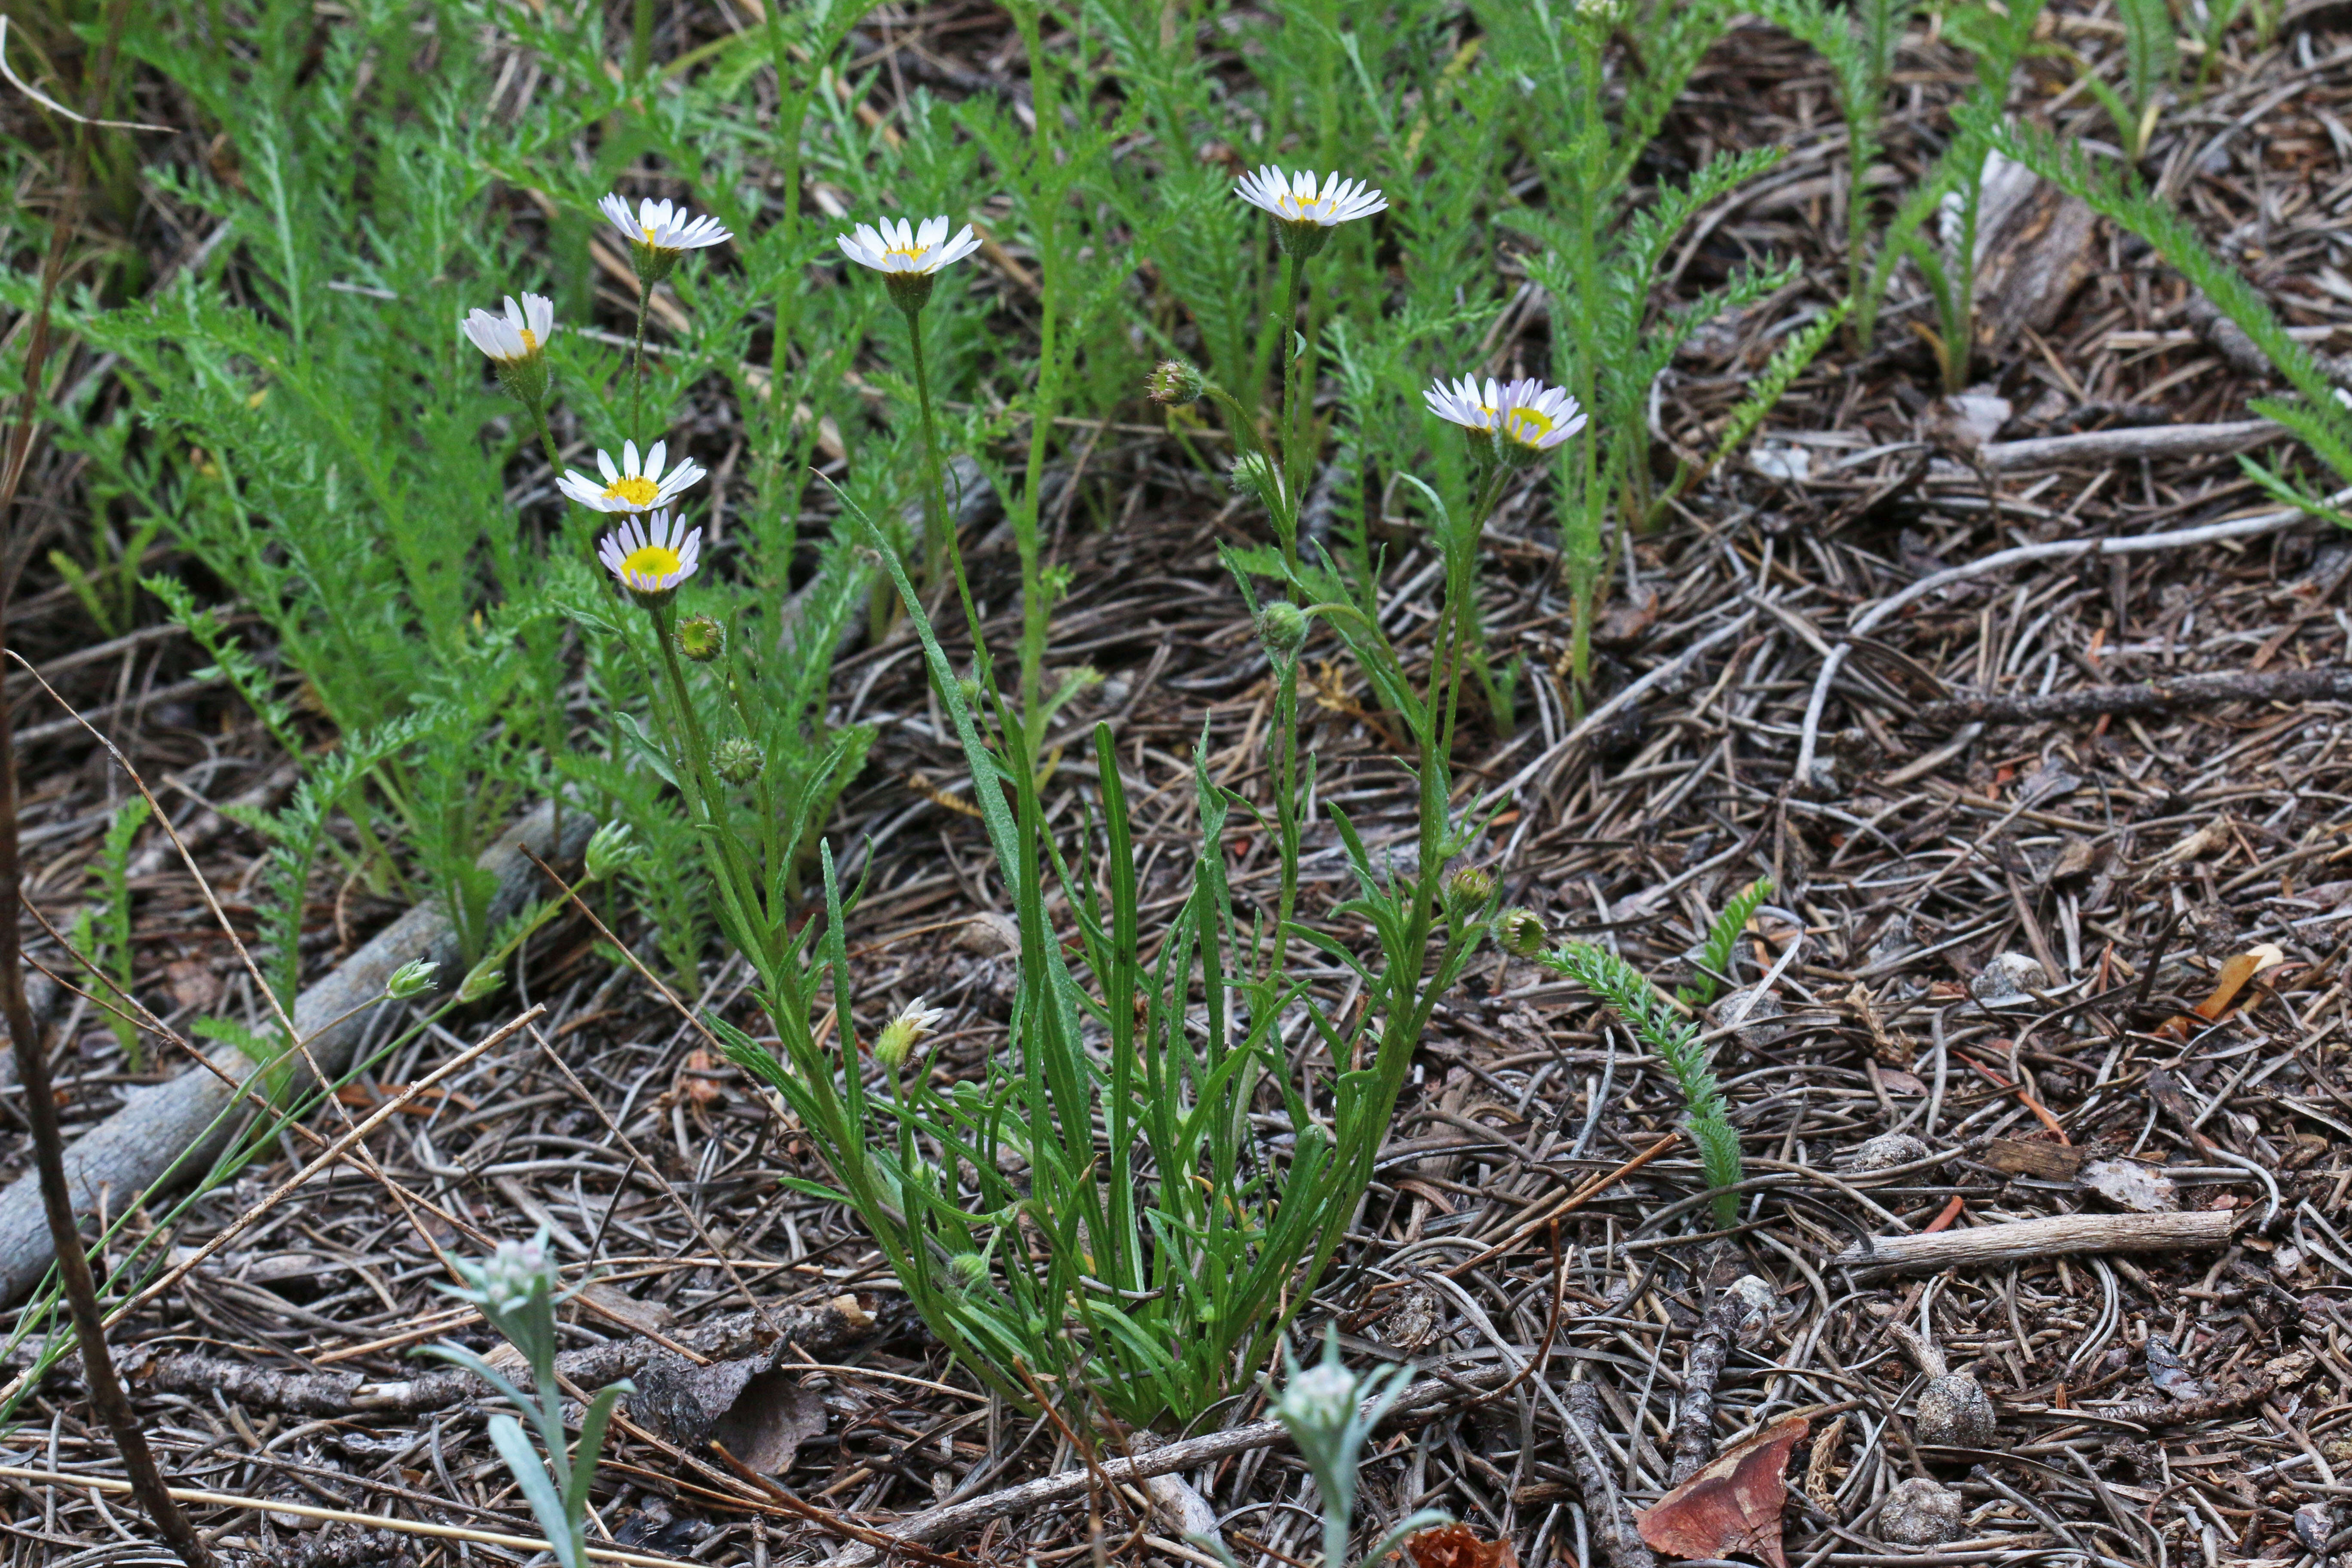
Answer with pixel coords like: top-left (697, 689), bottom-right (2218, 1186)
top-left (1197, 1333), bottom-right (1449, 1568)
top-left (425, 1233), bottom-right (631, 1568)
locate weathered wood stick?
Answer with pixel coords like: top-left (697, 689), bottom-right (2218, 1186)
top-left (135, 1295), bottom-right (878, 1415)
top-left (2186, 294), bottom-right (2352, 389)
top-left (1915, 666), bottom-right (2352, 728)
top-left (1981, 417), bottom-right (2282, 472)
top-left (822, 1366), bottom-right (1510, 1565)
top-left (1831, 1210), bottom-right (2236, 1277)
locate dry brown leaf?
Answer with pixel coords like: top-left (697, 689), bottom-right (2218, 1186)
top-left (1635, 1414), bottom-right (1809, 1568)
top-left (2163, 943), bottom-right (2285, 1036)
top-left (1404, 1522), bottom-right (1518, 1568)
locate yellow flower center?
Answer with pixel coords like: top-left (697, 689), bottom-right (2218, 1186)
top-left (621, 544), bottom-right (682, 581)
top-left (1504, 406), bottom-right (1555, 444)
top-left (1279, 194), bottom-right (1326, 221)
top-left (518, 327), bottom-right (538, 351)
top-left (603, 476), bottom-right (662, 508)
top-left (885, 245), bottom-right (928, 266)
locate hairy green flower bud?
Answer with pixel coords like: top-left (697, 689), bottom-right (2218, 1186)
top-left (1445, 866), bottom-right (1497, 916)
top-left (584, 821), bottom-right (639, 883)
top-left (1145, 358), bottom-right (1206, 406)
top-left (1228, 450), bottom-right (1283, 508)
top-left (1498, 907), bottom-right (1548, 959)
top-left (385, 959), bottom-right (439, 1002)
top-left (948, 1252), bottom-right (989, 1289)
top-left (1256, 600), bottom-right (1307, 660)
top-left (714, 735), bottom-right (765, 786)
top-left (676, 614), bottom-right (725, 663)
top-left (875, 996), bottom-right (948, 1070)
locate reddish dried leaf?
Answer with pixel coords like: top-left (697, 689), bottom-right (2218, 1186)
top-left (1635, 1414), bottom-right (1809, 1568)
top-left (678, 1047), bottom-right (729, 1110)
top-left (1404, 1522), bottom-right (1517, 1568)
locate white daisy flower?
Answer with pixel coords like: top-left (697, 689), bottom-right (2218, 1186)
top-left (1234, 166), bottom-right (1386, 257)
top-left (1424, 373), bottom-right (1506, 433)
top-left (875, 995), bottom-right (950, 1069)
top-left (837, 215), bottom-right (982, 312)
top-left (836, 214), bottom-right (982, 277)
top-left (461, 293), bottom-right (555, 364)
top-left (597, 509), bottom-right (702, 601)
top-left (1425, 374), bottom-right (1587, 468)
top-left (558, 439), bottom-right (706, 514)
top-left (599, 193), bottom-right (732, 254)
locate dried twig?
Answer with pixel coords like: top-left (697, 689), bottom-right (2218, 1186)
top-left (1914, 666), bottom-right (2352, 727)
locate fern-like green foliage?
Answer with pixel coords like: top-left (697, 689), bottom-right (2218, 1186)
top-left (1707, 308), bottom-right (1849, 475)
top-left (1678, 875), bottom-right (1774, 1008)
top-left (1543, 943), bottom-right (1745, 1227)
top-left (1755, 0), bottom-right (1914, 316)
top-left (74, 797), bottom-right (153, 1069)
top-left (1975, 110), bottom-right (2352, 514)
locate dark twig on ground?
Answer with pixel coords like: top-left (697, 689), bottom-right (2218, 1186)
top-left (1914, 665), bottom-right (2352, 726)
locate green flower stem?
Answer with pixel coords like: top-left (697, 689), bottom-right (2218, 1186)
top-left (902, 302), bottom-right (950, 593)
top-left (628, 279), bottom-right (652, 441)
top-left (1275, 249), bottom-right (1307, 577)
top-left (1268, 643), bottom-right (1301, 1003)
top-left (647, 604), bottom-right (775, 981)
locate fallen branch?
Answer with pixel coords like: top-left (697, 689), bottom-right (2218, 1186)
top-left (0, 1463), bottom-right (692, 1568)
top-left (1914, 666), bottom-right (2352, 728)
top-left (1829, 1210), bottom-right (2236, 1277)
top-left (821, 1363), bottom-right (1511, 1565)
top-left (1981, 417), bottom-right (2282, 472)
top-left (1667, 1288), bottom-right (1748, 1485)
top-left (2187, 294), bottom-right (2352, 388)
top-left (1790, 497), bottom-right (2341, 788)
top-left (1566, 1381), bottom-right (1658, 1568)
top-left (0, 797), bottom-right (594, 1304)
top-left (136, 1294), bottom-right (878, 1415)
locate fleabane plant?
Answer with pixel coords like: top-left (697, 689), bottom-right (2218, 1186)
top-left (680, 163), bottom-right (1522, 1430)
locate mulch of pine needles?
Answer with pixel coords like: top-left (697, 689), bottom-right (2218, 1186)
top-left (9, 3), bottom-right (2352, 1567)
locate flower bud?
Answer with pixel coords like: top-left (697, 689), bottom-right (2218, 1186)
top-left (1498, 907), bottom-right (1548, 958)
top-left (1445, 866), bottom-right (1497, 915)
top-left (1276, 1359), bottom-right (1359, 1440)
top-left (584, 821), bottom-right (639, 882)
top-left (948, 1253), bottom-right (989, 1289)
top-left (875, 996), bottom-right (948, 1070)
top-left (1228, 450), bottom-right (1283, 508)
top-left (456, 956), bottom-right (505, 1005)
top-left (675, 614), bottom-right (725, 663)
top-left (459, 1229), bottom-right (561, 1316)
top-left (714, 735), bottom-right (765, 786)
top-left (1145, 358), bottom-right (1206, 406)
top-left (956, 675), bottom-right (986, 710)
top-left (1256, 600), bottom-right (1307, 660)
top-left (385, 959), bottom-right (440, 1002)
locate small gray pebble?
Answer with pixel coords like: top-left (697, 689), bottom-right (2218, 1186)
top-left (1707, 986), bottom-right (1788, 1048)
top-left (1968, 951), bottom-right (2048, 1008)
